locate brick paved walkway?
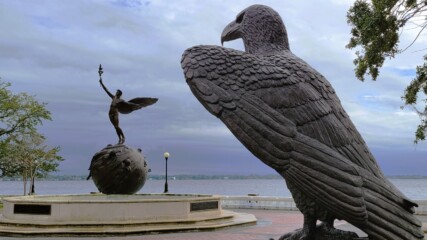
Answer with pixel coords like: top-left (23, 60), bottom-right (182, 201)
top-left (0, 209), bottom-right (369, 240)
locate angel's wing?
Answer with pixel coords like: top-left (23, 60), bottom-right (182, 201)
top-left (181, 45), bottom-right (423, 239)
top-left (117, 97), bottom-right (158, 114)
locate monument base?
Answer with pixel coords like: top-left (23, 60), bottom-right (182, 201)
top-left (0, 194), bottom-right (256, 237)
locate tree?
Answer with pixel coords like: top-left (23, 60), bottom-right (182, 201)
top-left (0, 78), bottom-right (53, 177)
top-left (0, 80), bottom-right (51, 137)
top-left (0, 139), bottom-right (21, 177)
top-left (7, 132), bottom-right (63, 195)
top-left (347, 0), bottom-right (427, 143)
top-left (0, 79), bottom-right (63, 194)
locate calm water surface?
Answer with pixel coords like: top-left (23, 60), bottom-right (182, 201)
top-left (1, 178), bottom-right (427, 199)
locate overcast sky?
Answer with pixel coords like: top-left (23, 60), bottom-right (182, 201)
top-left (1, 0), bottom-right (426, 176)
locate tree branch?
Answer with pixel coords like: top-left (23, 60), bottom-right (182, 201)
top-left (401, 21), bottom-right (427, 52)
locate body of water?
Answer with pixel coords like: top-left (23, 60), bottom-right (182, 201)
top-left (1, 178), bottom-right (427, 200)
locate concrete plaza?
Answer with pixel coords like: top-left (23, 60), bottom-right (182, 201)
top-left (0, 209), bottom-right (371, 240)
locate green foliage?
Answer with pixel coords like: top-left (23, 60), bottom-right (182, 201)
top-left (347, 0), bottom-right (427, 142)
top-left (0, 140), bottom-right (21, 177)
top-left (404, 56), bottom-right (427, 142)
top-left (347, 0), bottom-right (400, 81)
top-left (0, 79), bottom-right (63, 185)
top-left (404, 56), bottom-right (427, 105)
top-left (10, 133), bottom-right (63, 177)
top-left (0, 80), bottom-right (51, 137)
top-left (1, 119), bottom-right (63, 195)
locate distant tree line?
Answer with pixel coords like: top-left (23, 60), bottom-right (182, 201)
top-left (1, 174), bottom-right (283, 181)
top-left (0, 78), bottom-right (63, 195)
top-left (2, 174), bottom-right (424, 181)
top-left (148, 174), bottom-right (282, 180)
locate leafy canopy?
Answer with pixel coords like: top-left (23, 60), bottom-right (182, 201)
top-left (0, 80), bottom-right (51, 137)
top-left (0, 78), bottom-right (62, 179)
top-left (347, 0), bottom-right (427, 143)
top-left (2, 131), bottom-right (63, 195)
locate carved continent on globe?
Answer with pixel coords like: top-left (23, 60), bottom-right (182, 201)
top-left (88, 144), bottom-right (148, 194)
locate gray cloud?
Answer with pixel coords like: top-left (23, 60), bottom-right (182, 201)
top-left (1, 0), bottom-right (426, 176)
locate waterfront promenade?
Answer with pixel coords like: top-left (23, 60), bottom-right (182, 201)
top-left (0, 208), bottom-right (367, 240)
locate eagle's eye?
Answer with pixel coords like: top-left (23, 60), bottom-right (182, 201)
top-left (236, 12), bottom-right (245, 24)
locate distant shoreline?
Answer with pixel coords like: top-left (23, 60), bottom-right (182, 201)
top-left (2, 174), bottom-right (427, 181)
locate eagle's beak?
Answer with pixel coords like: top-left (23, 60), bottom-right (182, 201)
top-left (221, 21), bottom-right (242, 46)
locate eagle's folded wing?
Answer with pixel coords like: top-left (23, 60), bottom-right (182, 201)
top-left (182, 45), bottom-right (423, 239)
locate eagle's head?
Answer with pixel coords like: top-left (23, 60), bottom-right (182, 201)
top-left (221, 4), bottom-right (290, 55)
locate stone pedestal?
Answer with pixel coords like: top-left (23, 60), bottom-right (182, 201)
top-left (88, 144), bottom-right (148, 194)
top-left (0, 194), bottom-right (257, 236)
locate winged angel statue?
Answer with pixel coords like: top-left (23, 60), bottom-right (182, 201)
top-left (98, 64), bottom-right (158, 144)
top-left (181, 4), bottom-right (424, 240)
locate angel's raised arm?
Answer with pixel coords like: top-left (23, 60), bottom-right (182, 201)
top-left (99, 79), bottom-right (114, 99)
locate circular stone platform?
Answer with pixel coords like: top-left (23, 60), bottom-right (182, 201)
top-left (0, 194), bottom-right (256, 236)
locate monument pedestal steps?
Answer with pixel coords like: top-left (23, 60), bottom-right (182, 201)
top-left (0, 194), bottom-right (256, 236)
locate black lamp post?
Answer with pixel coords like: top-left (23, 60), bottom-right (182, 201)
top-left (30, 160), bottom-right (39, 195)
top-left (163, 152), bottom-right (170, 193)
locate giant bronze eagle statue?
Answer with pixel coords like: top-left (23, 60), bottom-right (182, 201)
top-left (181, 4), bottom-right (424, 240)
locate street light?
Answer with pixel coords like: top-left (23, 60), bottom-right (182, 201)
top-left (163, 152), bottom-right (170, 193)
top-left (30, 160), bottom-right (39, 195)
